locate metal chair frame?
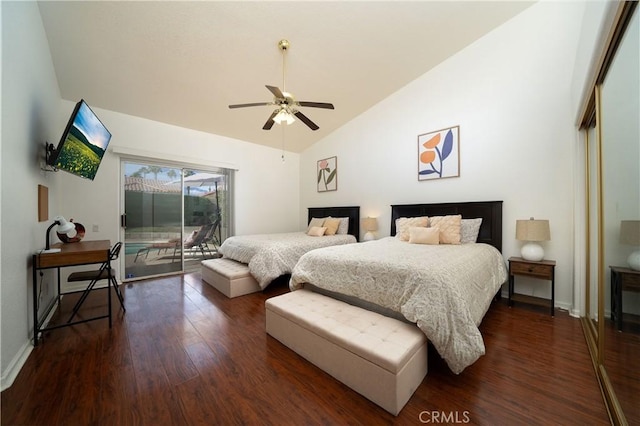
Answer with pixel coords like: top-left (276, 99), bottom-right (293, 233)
top-left (67, 242), bottom-right (125, 323)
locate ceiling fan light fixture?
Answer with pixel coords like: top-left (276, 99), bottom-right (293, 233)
top-left (273, 109), bottom-right (295, 125)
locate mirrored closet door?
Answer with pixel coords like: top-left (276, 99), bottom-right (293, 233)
top-left (581, 2), bottom-right (639, 425)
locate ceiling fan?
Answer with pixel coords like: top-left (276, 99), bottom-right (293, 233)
top-left (228, 39), bottom-right (334, 131)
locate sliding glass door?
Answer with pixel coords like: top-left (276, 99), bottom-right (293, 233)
top-left (122, 161), bottom-right (230, 280)
top-left (122, 162), bottom-right (183, 279)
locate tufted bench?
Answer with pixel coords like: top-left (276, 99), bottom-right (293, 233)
top-left (201, 258), bottom-right (261, 298)
top-left (265, 289), bottom-right (428, 415)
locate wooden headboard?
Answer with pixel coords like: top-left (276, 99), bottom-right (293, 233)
top-left (308, 206), bottom-right (360, 241)
top-left (390, 201), bottom-right (503, 251)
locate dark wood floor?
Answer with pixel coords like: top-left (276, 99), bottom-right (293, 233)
top-left (2, 273), bottom-right (610, 425)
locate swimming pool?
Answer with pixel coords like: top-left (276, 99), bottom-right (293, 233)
top-left (124, 242), bottom-right (151, 255)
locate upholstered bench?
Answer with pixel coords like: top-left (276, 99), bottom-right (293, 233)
top-left (265, 289), bottom-right (428, 415)
top-left (201, 258), bottom-right (261, 298)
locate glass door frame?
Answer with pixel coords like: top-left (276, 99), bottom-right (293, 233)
top-left (120, 158), bottom-right (233, 281)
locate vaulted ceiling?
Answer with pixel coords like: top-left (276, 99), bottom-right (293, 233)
top-left (38, 1), bottom-right (533, 153)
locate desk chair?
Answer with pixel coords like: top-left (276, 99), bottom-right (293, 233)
top-left (67, 242), bottom-right (125, 323)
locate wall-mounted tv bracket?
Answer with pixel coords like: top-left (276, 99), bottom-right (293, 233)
top-left (41, 142), bottom-right (58, 172)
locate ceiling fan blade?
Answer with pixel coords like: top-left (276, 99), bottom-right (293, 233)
top-left (229, 102), bottom-right (272, 109)
top-left (294, 111), bottom-right (319, 131)
top-left (262, 111), bottom-right (278, 130)
top-left (266, 85), bottom-right (285, 99)
top-left (298, 101), bottom-right (335, 110)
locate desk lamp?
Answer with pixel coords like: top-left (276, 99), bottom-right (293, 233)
top-left (516, 217), bottom-right (550, 261)
top-left (42, 216), bottom-right (75, 253)
top-left (620, 220), bottom-right (640, 271)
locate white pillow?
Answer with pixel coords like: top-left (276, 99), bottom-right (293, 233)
top-left (461, 218), bottom-right (483, 243)
top-left (307, 217), bottom-right (326, 232)
top-left (307, 226), bottom-right (326, 237)
top-left (409, 227), bottom-right (440, 245)
top-left (395, 217), bottom-right (429, 241)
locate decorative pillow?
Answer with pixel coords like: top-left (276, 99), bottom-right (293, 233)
top-left (408, 227), bottom-right (440, 245)
top-left (395, 217), bottom-right (429, 241)
top-left (323, 218), bottom-right (341, 236)
top-left (307, 217), bottom-right (326, 232)
top-left (429, 215), bottom-right (462, 244)
top-left (307, 226), bottom-right (327, 237)
top-left (184, 230), bottom-right (198, 246)
top-left (332, 217), bottom-right (349, 235)
top-left (461, 218), bottom-right (483, 244)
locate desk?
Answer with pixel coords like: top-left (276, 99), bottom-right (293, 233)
top-left (32, 240), bottom-right (111, 346)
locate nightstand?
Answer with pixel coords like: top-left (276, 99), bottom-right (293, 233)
top-left (610, 266), bottom-right (640, 331)
top-left (508, 257), bottom-right (556, 316)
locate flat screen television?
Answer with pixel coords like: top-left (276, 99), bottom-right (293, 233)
top-left (48, 99), bottom-right (111, 180)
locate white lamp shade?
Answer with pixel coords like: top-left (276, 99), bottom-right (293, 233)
top-left (55, 216), bottom-right (76, 234)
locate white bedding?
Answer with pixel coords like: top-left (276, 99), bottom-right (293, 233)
top-left (289, 237), bottom-right (507, 374)
top-left (218, 232), bottom-right (357, 289)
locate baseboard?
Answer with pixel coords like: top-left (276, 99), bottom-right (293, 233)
top-left (1, 295), bottom-right (63, 391)
top-left (1, 341), bottom-right (33, 391)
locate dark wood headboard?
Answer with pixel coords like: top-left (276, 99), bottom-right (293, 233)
top-left (390, 201), bottom-right (503, 251)
top-left (308, 206), bottom-right (360, 241)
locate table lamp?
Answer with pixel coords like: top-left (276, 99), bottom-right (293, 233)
top-left (620, 220), bottom-right (640, 271)
top-left (516, 217), bottom-right (550, 261)
top-left (42, 216), bottom-right (76, 253)
top-left (362, 217), bottom-right (378, 241)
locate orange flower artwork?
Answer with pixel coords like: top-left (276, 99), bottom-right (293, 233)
top-left (418, 126), bottom-right (460, 180)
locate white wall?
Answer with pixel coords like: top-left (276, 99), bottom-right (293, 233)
top-left (54, 101), bottom-right (301, 285)
top-left (1, 1), bottom-right (63, 389)
top-left (301, 1), bottom-right (585, 310)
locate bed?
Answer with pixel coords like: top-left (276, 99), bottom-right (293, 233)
top-left (218, 206), bottom-right (360, 288)
top-left (289, 201), bottom-right (507, 374)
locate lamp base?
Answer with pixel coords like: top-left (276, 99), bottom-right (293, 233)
top-left (363, 231), bottom-right (375, 242)
top-left (39, 248), bottom-right (61, 254)
top-left (521, 242), bottom-right (544, 262)
top-left (628, 250), bottom-right (640, 271)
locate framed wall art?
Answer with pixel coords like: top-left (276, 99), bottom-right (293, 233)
top-left (317, 156), bottom-right (337, 192)
top-left (418, 125), bottom-right (460, 181)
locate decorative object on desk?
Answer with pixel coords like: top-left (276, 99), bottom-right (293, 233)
top-left (418, 125), bottom-right (460, 181)
top-left (317, 156), bottom-right (337, 192)
top-left (362, 217), bottom-right (378, 241)
top-left (620, 220), bottom-right (640, 271)
top-left (57, 219), bottom-right (85, 243)
top-left (516, 217), bottom-right (550, 261)
top-left (43, 216), bottom-right (75, 253)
